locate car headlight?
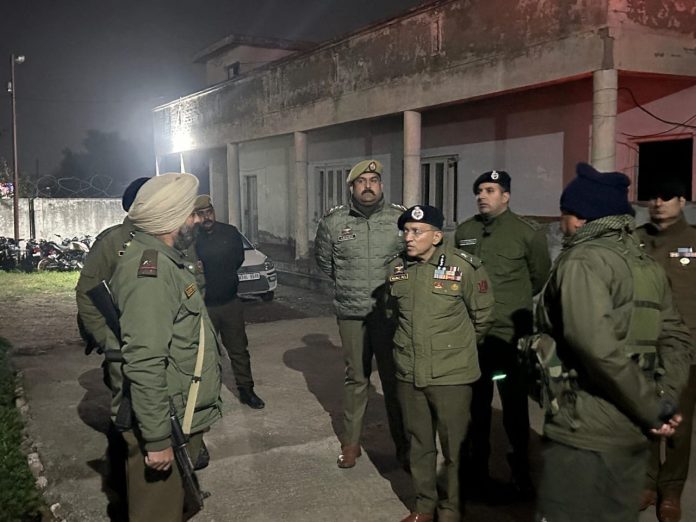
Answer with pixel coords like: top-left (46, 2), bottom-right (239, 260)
top-left (264, 259), bottom-right (274, 271)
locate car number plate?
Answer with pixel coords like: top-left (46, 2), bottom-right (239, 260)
top-left (239, 272), bottom-right (261, 281)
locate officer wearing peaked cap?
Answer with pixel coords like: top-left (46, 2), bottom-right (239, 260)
top-left (389, 205), bottom-right (494, 522)
top-left (455, 169), bottom-right (551, 500)
top-left (314, 158), bottom-right (409, 470)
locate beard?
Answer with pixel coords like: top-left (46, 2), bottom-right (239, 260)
top-left (174, 221), bottom-right (199, 250)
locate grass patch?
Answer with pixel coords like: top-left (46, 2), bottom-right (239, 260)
top-left (0, 337), bottom-right (44, 522)
top-left (0, 271), bottom-right (78, 299)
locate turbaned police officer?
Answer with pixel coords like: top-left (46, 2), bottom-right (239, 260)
top-left (109, 173), bottom-right (222, 522)
top-left (314, 159), bottom-right (408, 469)
top-left (388, 205), bottom-right (494, 522)
top-left (535, 163), bottom-right (692, 522)
top-left (454, 170), bottom-right (550, 498)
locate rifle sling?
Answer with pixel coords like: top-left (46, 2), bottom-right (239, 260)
top-left (182, 319), bottom-right (206, 435)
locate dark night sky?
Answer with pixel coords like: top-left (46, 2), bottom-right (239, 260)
top-left (0, 0), bottom-right (424, 184)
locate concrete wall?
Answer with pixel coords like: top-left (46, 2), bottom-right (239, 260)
top-left (205, 46), bottom-right (299, 86)
top-left (0, 198), bottom-right (124, 240)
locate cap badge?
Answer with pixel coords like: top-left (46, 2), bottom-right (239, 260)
top-left (411, 206), bottom-right (424, 220)
top-left (491, 171), bottom-right (499, 180)
top-left (368, 161), bottom-right (376, 172)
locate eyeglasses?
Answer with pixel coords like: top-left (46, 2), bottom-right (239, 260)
top-left (402, 227), bottom-right (437, 238)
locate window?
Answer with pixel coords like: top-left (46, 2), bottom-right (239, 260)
top-left (637, 138), bottom-right (693, 201)
top-left (421, 156), bottom-right (458, 226)
top-left (226, 61), bottom-right (241, 80)
top-left (316, 166), bottom-right (350, 219)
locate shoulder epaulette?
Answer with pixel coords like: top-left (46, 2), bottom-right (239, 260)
top-left (324, 205), bottom-right (346, 217)
top-left (515, 214), bottom-right (543, 231)
top-left (384, 251), bottom-right (404, 266)
top-left (455, 250), bottom-right (482, 269)
top-left (95, 223), bottom-right (121, 241)
top-left (390, 203), bottom-right (407, 211)
top-left (137, 249), bottom-right (158, 277)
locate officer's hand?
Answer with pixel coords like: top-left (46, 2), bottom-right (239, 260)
top-left (650, 413), bottom-right (682, 437)
top-left (145, 448), bottom-right (175, 471)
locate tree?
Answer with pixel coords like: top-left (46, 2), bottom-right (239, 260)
top-left (48, 130), bottom-right (153, 197)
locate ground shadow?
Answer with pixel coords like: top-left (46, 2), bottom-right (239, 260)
top-left (77, 367), bottom-right (127, 521)
top-left (283, 333), bottom-right (413, 506)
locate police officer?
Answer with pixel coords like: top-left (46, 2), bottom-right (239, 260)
top-left (109, 173), bottom-right (222, 522)
top-left (76, 176), bottom-right (150, 352)
top-left (454, 170), bottom-right (550, 496)
top-left (637, 180), bottom-right (696, 522)
top-left (314, 159), bottom-right (408, 469)
top-left (535, 163), bottom-right (691, 522)
top-left (388, 205), bottom-right (494, 522)
top-left (193, 195), bottom-right (264, 409)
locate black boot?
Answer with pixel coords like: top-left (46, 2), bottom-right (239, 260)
top-left (238, 387), bottom-right (265, 409)
top-left (507, 452), bottom-right (535, 501)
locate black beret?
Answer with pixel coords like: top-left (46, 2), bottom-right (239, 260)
top-left (397, 205), bottom-right (444, 231)
top-left (472, 170), bottom-right (511, 194)
top-left (121, 177), bottom-right (151, 211)
top-left (643, 179), bottom-right (688, 201)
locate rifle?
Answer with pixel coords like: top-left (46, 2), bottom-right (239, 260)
top-left (170, 399), bottom-right (209, 519)
top-left (87, 279), bottom-right (208, 515)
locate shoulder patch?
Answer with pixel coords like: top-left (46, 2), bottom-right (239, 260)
top-left (515, 214), bottom-right (543, 231)
top-left (324, 205), bottom-right (346, 217)
top-left (384, 251), bottom-right (403, 266)
top-left (137, 249), bottom-right (158, 277)
top-left (455, 250), bottom-right (482, 269)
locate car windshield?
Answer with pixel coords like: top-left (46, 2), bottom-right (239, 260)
top-left (240, 234), bottom-right (254, 250)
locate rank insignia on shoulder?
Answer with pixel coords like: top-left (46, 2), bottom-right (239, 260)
top-left (390, 265), bottom-right (408, 282)
top-left (184, 283), bottom-right (197, 298)
top-left (137, 249), bottom-right (158, 277)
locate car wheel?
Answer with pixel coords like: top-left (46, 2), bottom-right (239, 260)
top-left (261, 291), bottom-right (274, 302)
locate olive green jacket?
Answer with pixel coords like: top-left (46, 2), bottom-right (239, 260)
top-left (637, 215), bottom-right (696, 354)
top-left (387, 241), bottom-right (495, 387)
top-left (455, 209), bottom-right (550, 343)
top-left (75, 217), bottom-right (136, 349)
top-left (539, 215), bottom-right (692, 452)
top-left (314, 197), bottom-right (404, 319)
top-left (110, 232), bottom-right (222, 451)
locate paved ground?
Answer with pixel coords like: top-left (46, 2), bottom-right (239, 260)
top-left (4, 283), bottom-right (696, 521)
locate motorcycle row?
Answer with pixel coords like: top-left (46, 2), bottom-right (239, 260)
top-left (0, 234), bottom-right (92, 272)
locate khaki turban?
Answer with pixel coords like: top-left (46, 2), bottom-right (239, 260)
top-left (128, 172), bottom-right (199, 235)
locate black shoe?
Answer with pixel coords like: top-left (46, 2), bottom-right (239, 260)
top-left (238, 388), bottom-right (265, 409)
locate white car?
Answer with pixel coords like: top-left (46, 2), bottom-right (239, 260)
top-left (238, 233), bottom-right (277, 301)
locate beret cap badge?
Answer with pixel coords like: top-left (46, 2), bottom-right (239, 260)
top-left (411, 206), bottom-right (425, 220)
top-left (490, 171), bottom-right (499, 180)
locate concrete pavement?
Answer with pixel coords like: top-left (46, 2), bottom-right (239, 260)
top-left (7, 293), bottom-right (696, 521)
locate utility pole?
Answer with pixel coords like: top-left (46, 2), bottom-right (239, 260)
top-left (10, 53), bottom-right (25, 241)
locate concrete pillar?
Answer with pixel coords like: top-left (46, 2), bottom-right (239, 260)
top-left (227, 143), bottom-right (242, 228)
top-left (209, 149), bottom-right (229, 223)
top-left (294, 131), bottom-right (309, 260)
top-left (591, 69), bottom-right (618, 171)
top-left (403, 110), bottom-right (422, 207)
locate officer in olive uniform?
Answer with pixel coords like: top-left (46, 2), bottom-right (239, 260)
top-left (109, 173), bottom-right (222, 522)
top-left (455, 170), bottom-right (551, 496)
top-left (389, 205), bottom-right (495, 522)
top-left (76, 176), bottom-right (150, 353)
top-left (536, 163), bottom-right (691, 522)
top-left (314, 159), bottom-right (408, 469)
top-left (637, 180), bottom-right (696, 522)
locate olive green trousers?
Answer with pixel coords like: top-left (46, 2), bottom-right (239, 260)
top-left (122, 430), bottom-right (203, 522)
top-left (398, 381), bottom-right (472, 518)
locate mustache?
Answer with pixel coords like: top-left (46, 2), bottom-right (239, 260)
top-left (361, 189), bottom-right (376, 195)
